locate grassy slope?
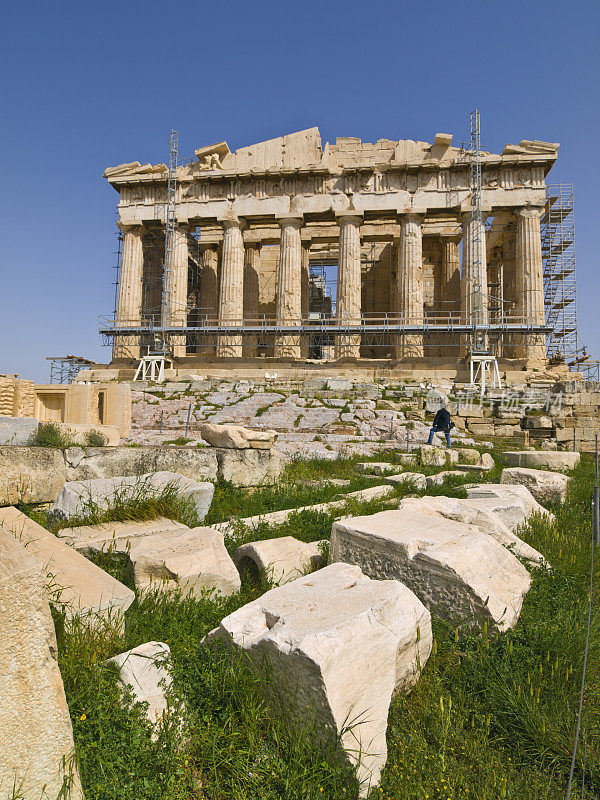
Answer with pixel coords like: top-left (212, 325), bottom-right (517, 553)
top-left (41, 451), bottom-right (600, 799)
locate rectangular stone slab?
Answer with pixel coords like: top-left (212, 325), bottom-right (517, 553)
top-left (50, 471), bottom-right (214, 521)
top-left (464, 483), bottom-right (554, 531)
top-left (0, 530), bottom-right (83, 799)
top-left (56, 516), bottom-right (189, 556)
top-left (330, 509), bottom-right (531, 631)
top-left (127, 526), bottom-right (240, 598)
top-left (207, 563), bottom-right (431, 796)
top-left (501, 451), bottom-right (579, 473)
top-left (0, 507), bottom-right (134, 627)
top-left (0, 446), bottom-right (67, 506)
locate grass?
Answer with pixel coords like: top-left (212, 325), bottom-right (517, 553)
top-left (30, 450), bottom-right (600, 799)
top-left (35, 480), bottom-right (203, 534)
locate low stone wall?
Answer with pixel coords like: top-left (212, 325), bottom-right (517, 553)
top-left (0, 445), bottom-right (285, 506)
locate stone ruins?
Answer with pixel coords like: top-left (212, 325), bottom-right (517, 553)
top-left (102, 127), bottom-right (558, 373)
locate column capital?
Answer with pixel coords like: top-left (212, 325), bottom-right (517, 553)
top-left (515, 205), bottom-right (544, 219)
top-left (117, 221), bottom-right (145, 235)
top-left (398, 212), bottom-right (424, 224)
top-left (335, 210), bottom-right (363, 222)
top-left (218, 215), bottom-right (245, 231)
top-left (440, 232), bottom-right (462, 245)
top-left (276, 213), bottom-right (304, 228)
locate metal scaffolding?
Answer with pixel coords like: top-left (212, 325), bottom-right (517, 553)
top-left (159, 129), bottom-right (179, 352)
top-left (47, 356), bottom-right (94, 384)
top-left (542, 183), bottom-right (587, 367)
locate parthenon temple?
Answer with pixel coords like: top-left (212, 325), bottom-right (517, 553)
top-left (102, 127), bottom-right (558, 374)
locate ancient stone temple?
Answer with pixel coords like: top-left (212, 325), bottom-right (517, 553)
top-left (102, 127), bottom-right (557, 372)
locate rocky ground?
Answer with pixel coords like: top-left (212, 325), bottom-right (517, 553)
top-left (128, 379), bottom-right (484, 460)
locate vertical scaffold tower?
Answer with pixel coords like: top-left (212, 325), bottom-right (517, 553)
top-left (134, 130), bottom-right (178, 381)
top-left (467, 109), bottom-right (501, 393)
top-left (160, 129), bottom-right (180, 349)
top-left (542, 184), bottom-right (584, 365)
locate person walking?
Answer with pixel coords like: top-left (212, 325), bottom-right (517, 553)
top-left (427, 404), bottom-right (454, 448)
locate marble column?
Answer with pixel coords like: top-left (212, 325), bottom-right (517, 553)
top-left (275, 215), bottom-right (303, 358)
top-left (199, 245), bottom-right (219, 354)
top-left (114, 225), bottom-right (144, 360)
top-left (335, 212), bottom-right (363, 359)
top-left (460, 211), bottom-right (489, 351)
top-left (440, 235), bottom-right (461, 312)
top-left (301, 241), bottom-right (311, 357)
top-left (515, 206), bottom-right (546, 363)
top-left (396, 214), bottom-right (424, 358)
top-left (440, 234), bottom-right (461, 356)
top-left (169, 226), bottom-right (189, 357)
top-left (217, 217), bottom-right (245, 358)
top-left (243, 243), bottom-right (261, 357)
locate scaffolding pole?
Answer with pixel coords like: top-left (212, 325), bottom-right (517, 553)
top-left (159, 129), bottom-right (179, 354)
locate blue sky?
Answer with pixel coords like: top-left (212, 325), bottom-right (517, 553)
top-left (1, 0), bottom-right (598, 382)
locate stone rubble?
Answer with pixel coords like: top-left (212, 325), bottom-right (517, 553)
top-left (501, 450), bottom-right (579, 473)
top-left (106, 641), bottom-right (173, 729)
top-left (464, 483), bottom-right (555, 531)
top-left (50, 471), bottom-right (215, 521)
top-left (0, 530), bottom-right (84, 799)
top-left (126, 526), bottom-right (240, 598)
top-left (56, 516), bottom-right (189, 557)
top-left (205, 562), bottom-right (432, 796)
top-left (500, 467), bottom-right (570, 504)
top-left (233, 536), bottom-right (324, 585)
top-left (330, 509), bottom-right (532, 631)
top-left (397, 496), bottom-right (547, 568)
top-left (199, 422), bottom-right (277, 449)
top-left (0, 506), bottom-right (134, 628)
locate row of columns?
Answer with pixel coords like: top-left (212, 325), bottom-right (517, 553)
top-left (114, 207), bottom-right (546, 362)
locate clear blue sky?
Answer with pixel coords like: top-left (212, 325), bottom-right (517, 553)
top-left (1, 0), bottom-right (598, 382)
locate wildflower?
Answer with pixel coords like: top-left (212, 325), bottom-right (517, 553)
top-left (80, 713), bottom-right (86, 721)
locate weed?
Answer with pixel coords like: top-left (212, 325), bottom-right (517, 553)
top-left (28, 422), bottom-right (74, 449)
top-left (84, 430), bottom-right (108, 447)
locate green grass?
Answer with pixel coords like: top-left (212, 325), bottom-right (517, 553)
top-left (204, 473), bottom-right (379, 526)
top-left (36, 481), bottom-right (202, 534)
top-left (42, 454), bottom-right (600, 799)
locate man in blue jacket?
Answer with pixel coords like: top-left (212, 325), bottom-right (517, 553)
top-left (426, 404), bottom-right (454, 448)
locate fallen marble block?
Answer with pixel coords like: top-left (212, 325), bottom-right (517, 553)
top-left (0, 527), bottom-right (84, 798)
top-left (233, 536), bottom-right (324, 585)
top-left (106, 641), bottom-right (172, 728)
top-left (383, 472), bottom-right (427, 490)
top-left (206, 563), bottom-right (432, 796)
top-left (500, 467), bottom-right (569, 505)
top-left (56, 516), bottom-right (189, 557)
top-left (330, 509), bottom-right (531, 631)
top-left (419, 445), bottom-right (457, 466)
top-left (456, 447), bottom-right (481, 464)
top-left (464, 483), bottom-right (554, 532)
top-left (397, 496), bottom-right (547, 568)
top-left (0, 445), bottom-right (67, 506)
top-left (425, 470), bottom-right (466, 487)
top-left (127, 526), bottom-right (240, 597)
top-left (357, 462), bottom-right (397, 475)
top-left (501, 450), bottom-right (579, 473)
top-left (50, 471), bottom-right (214, 521)
top-left (199, 423), bottom-right (277, 449)
top-left (0, 506), bottom-right (134, 629)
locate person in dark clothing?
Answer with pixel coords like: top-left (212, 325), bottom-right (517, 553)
top-left (427, 405), bottom-right (454, 447)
